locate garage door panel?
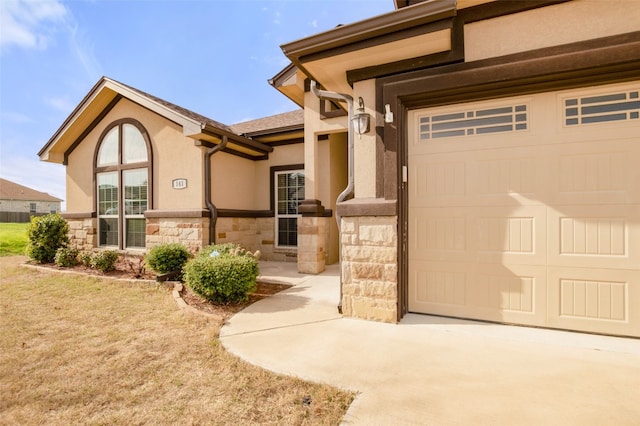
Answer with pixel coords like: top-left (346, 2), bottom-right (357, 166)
top-left (409, 207), bottom-right (471, 262)
top-left (408, 81), bottom-right (640, 337)
top-left (409, 260), bottom-right (471, 313)
top-left (547, 139), bottom-right (640, 205)
top-left (548, 205), bottom-right (640, 269)
top-left (475, 264), bottom-right (547, 325)
top-left (475, 206), bottom-right (546, 266)
top-left (409, 261), bottom-right (546, 326)
top-left (469, 148), bottom-right (548, 205)
top-left (548, 267), bottom-right (640, 337)
top-left (410, 155), bottom-right (467, 206)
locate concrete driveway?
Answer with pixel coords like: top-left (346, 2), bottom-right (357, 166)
top-left (220, 262), bottom-right (640, 425)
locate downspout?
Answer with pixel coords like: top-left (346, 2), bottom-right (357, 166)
top-left (203, 135), bottom-right (228, 245)
top-left (309, 80), bottom-right (355, 314)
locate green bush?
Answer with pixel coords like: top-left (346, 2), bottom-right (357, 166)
top-left (79, 251), bottom-right (93, 267)
top-left (184, 243), bottom-right (259, 303)
top-left (198, 243), bottom-right (260, 260)
top-left (145, 243), bottom-right (190, 275)
top-left (54, 247), bottom-right (79, 267)
top-left (26, 214), bottom-right (69, 263)
top-left (91, 250), bottom-right (119, 273)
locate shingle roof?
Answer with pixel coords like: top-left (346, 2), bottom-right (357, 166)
top-left (114, 79), bottom-right (235, 133)
top-left (0, 179), bottom-right (62, 202)
top-left (230, 110), bottom-right (304, 136)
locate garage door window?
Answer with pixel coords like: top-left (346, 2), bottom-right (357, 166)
top-left (564, 89), bottom-right (640, 126)
top-left (419, 104), bottom-right (528, 140)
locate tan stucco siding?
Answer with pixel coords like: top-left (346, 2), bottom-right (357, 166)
top-left (303, 91), bottom-right (349, 201)
top-left (65, 99), bottom-right (204, 213)
top-left (254, 144), bottom-right (304, 210)
top-left (465, 0), bottom-right (640, 62)
top-left (353, 80), bottom-right (377, 199)
top-left (211, 152), bottom-right (256, 210)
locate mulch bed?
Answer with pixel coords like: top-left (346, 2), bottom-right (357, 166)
top-left (180, 282), bottom-right (292, 319)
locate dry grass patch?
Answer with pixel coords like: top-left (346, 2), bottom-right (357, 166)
top-left (0, 256), bottom-right (354, 425)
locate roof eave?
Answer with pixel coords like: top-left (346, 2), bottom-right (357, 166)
top-left (281, 0), bottom-right (456, 61)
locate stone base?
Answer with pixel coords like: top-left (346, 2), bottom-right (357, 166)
top-left (341, 216), bottom-right (398, 323)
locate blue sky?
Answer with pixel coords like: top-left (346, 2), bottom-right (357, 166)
top-left (0, 0), bottom-right (393, 208)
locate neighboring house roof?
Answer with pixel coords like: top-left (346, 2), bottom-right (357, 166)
top-left (39, 76), bottom-right (273, 164)
top-left (0, 179), bottom-right (62, 202)
top-left (231, 110), bottom-right (304, 136)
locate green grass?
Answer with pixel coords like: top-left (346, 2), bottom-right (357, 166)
top-left (0, 222), bottom-right (29, 256)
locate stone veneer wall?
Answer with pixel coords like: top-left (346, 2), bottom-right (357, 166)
top-left (146, 217), bottom-right (209, 254)
top-left (297, 216), bottom-right (330, 274)
top-left (216, 217), bottom-right (297, 262)
top-left (67, 218), bottom-right (97, 251)
top-left (66, 215), bottom-right (295, 262)
top-left (341, 215), bottom-right (398, 323)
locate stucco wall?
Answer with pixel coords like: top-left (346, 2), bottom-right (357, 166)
top-left (465, 0), bottom-right (640, 62)
top-left (65, 98), bottom-right (204, 214)
top-left (254, 144), bottom-right (305, 210)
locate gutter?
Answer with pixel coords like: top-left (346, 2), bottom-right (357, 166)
top-left (309, 80), bottom-right (355, 314)
top-left (202, 135), bottom-right (228, 245)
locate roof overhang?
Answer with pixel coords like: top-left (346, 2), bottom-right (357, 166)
top-left (39, 77), bottom-right (272, 164)
top-left (268, 63), bottom-right (305, 108)
top-left (280, 0), bottom-right (457, 94)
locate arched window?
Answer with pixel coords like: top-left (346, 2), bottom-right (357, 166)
top-left (95, 119), bottom-right (152, 249)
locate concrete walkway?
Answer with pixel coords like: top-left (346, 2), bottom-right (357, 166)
top-left (220, 262), bottom-right (640, 425)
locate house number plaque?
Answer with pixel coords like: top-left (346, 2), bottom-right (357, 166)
top-left (172, 178), bottom-right (188, 190)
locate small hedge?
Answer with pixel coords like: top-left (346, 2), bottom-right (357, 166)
top-left (54, 247), bottom-right (79, 267)
top-left (26, 214), bottom-right (69, 263)
top-left (184, 243), bottom-right (259, 304)
top-left (91, 250), bottom-right (119, 273)
top-left (145, 243), bottom-right (190, 275)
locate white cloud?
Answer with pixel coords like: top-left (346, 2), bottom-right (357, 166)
top-left (273, 11), bottom-right (281, 25)
top-left (311, 19), bottom-right (318, 28)
top-left (45, 96), bottom-right (74, 112)
top-left (0, 0), bottom-right (68, 51)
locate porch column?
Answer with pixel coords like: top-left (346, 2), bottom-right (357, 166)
top-left (297, 199), bottom-right (330, 274)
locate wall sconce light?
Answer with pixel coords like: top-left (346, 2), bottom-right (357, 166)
top-left (351, 97), bottom-right (371, 135)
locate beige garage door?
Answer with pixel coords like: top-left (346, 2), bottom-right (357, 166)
top-left (408, 81), bottom-right (640, 337)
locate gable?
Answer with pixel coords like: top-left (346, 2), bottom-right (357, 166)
top-left (39, 77), bottom-right (273, 165)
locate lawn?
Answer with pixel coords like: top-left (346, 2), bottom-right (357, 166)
top-left (0, 256), bottom-right (354, 425)
top-left (0, 222), bottom-right (29, 256)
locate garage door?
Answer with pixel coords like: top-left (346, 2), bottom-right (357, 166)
top-left (408, 81), bottom-right (640, 337)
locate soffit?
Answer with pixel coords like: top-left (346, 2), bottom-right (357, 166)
top-left (303, 28), bottom-right (451, 94)
top-left (280, 0), bottom-right (456, 95)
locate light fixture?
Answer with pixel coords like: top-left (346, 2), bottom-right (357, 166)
top-left (351, 96), bottom-right (371, 136)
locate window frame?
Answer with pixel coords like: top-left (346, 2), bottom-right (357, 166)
top-left (272, 166), bottom-right (305, 249)
top-left (94, 119), bottom-right (152, 250)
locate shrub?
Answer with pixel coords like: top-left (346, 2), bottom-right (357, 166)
top-left (79, 251), bottom-right (93, 267)
top-left (54, 247), bottom-right (79, 267)
top-left (145, 243), bottom-right (190, 275)
top-left (91, 250), bottom-right (119, 273)
top-left (199, 243), bottom-right (260, 260)
top-left (184, 243), bottom-right (259, 303)
top-left (26, 214), bottom-right (69, 263)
